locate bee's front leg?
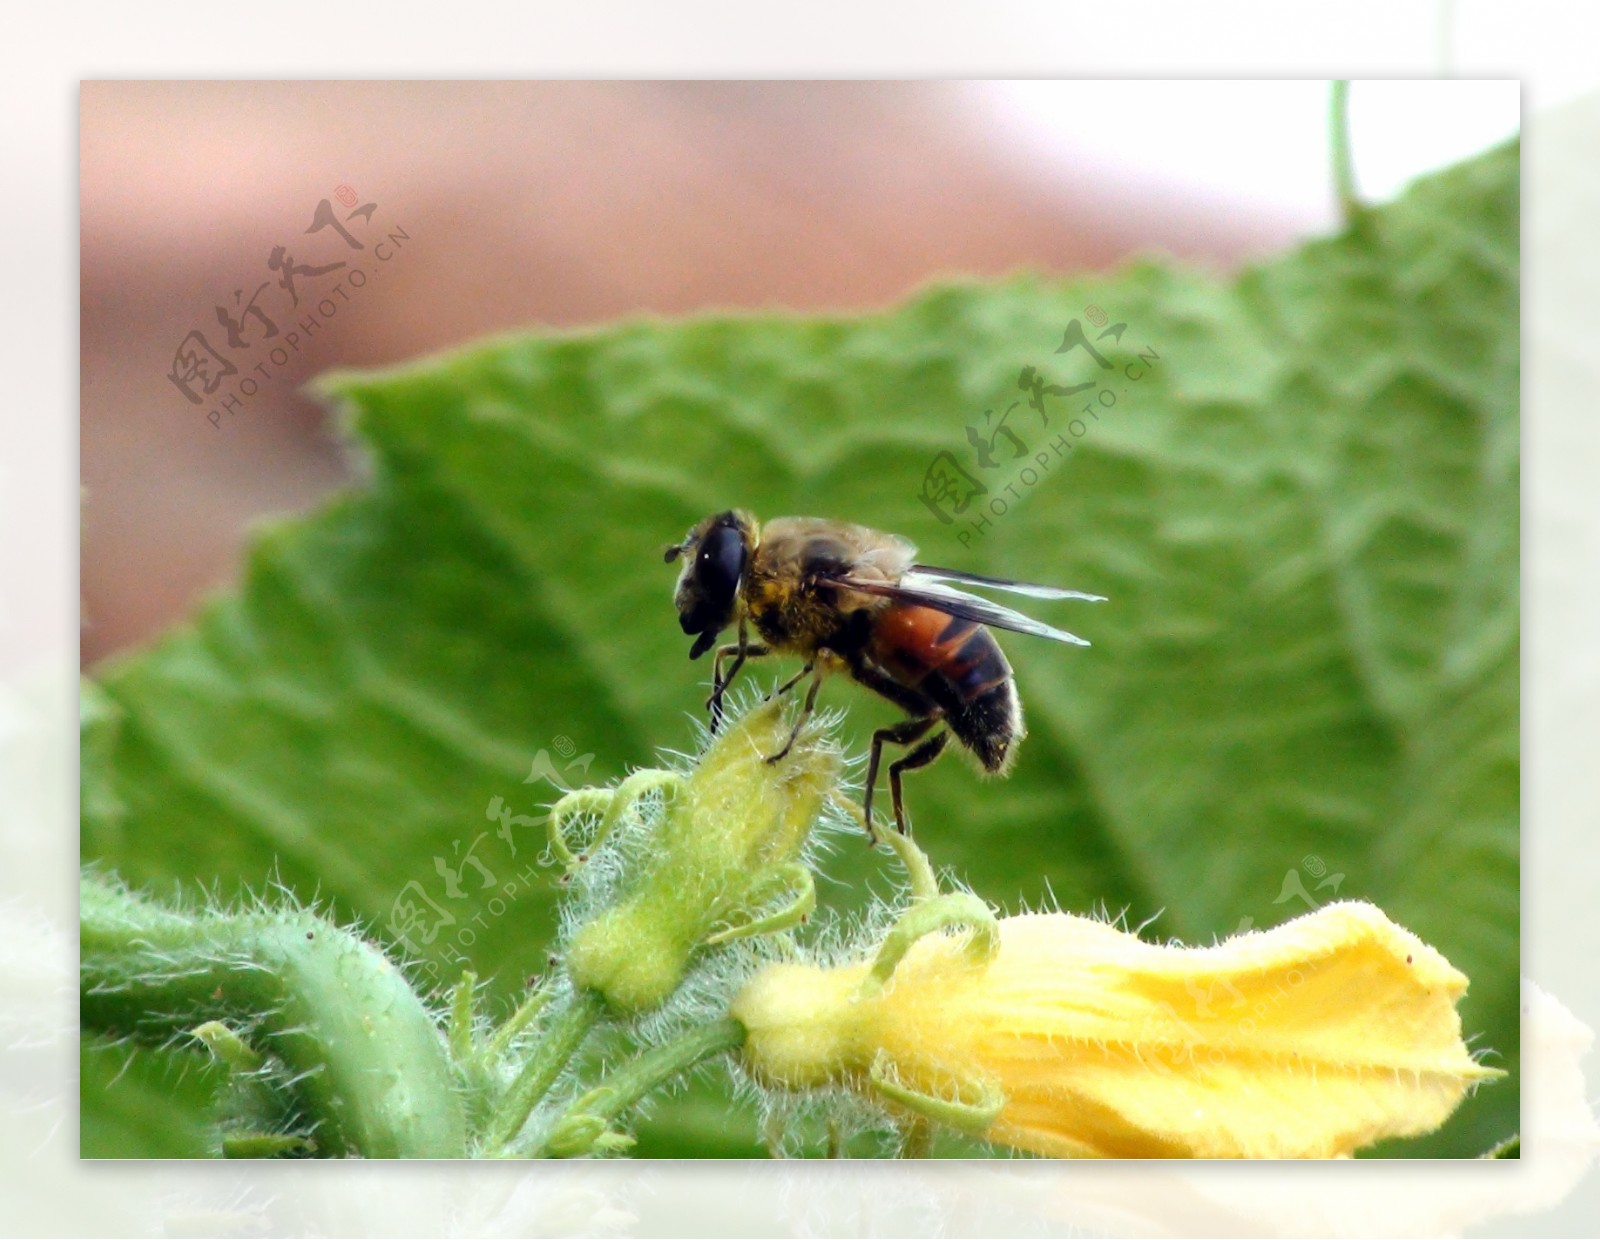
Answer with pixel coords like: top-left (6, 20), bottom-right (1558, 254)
top-left (708, 624), bottom-right (770, 732)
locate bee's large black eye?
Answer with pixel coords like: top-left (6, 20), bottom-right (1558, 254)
top-left (678, 521), bottom-right (745, 638)
top-left (699, 523), bottom-right (744, 596)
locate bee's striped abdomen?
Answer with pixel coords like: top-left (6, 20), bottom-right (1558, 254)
top-left (866, 603), bottom-right (1022, 773)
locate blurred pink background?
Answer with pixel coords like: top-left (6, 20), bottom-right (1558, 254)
top-left (80, 80), bottom-right (1342, 665)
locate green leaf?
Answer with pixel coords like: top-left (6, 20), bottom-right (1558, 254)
top-left (82, 138), bottom-right (1518, 1158)
top-left (80, 1037), bottom-right (225, 1159)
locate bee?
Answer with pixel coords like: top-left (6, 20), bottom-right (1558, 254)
top-left (663, 510), bottom-right (1103, 838)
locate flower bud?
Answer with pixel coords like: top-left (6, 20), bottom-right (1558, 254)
top-left (565, 697), bottom-right (841, 1013)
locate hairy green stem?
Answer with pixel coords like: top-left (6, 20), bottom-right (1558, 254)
top-left (448, 969), bottom-right (478, 1062)
top-left (880, 827), bottom-right (940, 902)
top-left (477, 979), bottom-right (555, 1070)
top-left (80, 872), bottom-right (466, 1158)
top-left (536, 1016), bottom-right (747, 1157)
top-left (484, 985), bottom-right (606, 1153)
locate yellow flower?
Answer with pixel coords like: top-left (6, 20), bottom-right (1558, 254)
top-left (731, 901), bottom-right (1500, 1158)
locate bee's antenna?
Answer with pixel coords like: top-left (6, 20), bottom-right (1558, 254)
top-left (663, 544), bottom-right (684, 563)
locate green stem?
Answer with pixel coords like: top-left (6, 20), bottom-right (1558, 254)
top-left (880, 827), bottom-right (940, 902)
top-left (1330, 80), bottom-right (1361, 225)
top-left (448, 970), bottom-right (478, 1062)
top-left (484, 985), bottom-right (606, 1152)
top-left (476, 979), bottom-right (555, 1070)
top-left (536, 1016), bottom-right (747, 1157)
top-left (80, 872), bottom-right (466, 1158)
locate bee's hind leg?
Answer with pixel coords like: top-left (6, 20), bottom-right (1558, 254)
top-left (887, 730), bottom-right (949, 834)
top-left (763, 666), bottom-right (823, 765)
top-left (863, 714), bottom-right (940, 837)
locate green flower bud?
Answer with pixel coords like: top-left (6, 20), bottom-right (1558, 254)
top-left (564, 697), bottom-right (841, 1013)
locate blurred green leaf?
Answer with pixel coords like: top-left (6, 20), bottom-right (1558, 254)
top-left (80, 1038), bottom-right (223, 1159)
top-left (82, 138), bottom-right (1518, 1158)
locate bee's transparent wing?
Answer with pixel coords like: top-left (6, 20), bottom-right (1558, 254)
top-left (828, 574), bottom-right (1098, 647)
top-left (906, 564), bottom-right (1106, 602)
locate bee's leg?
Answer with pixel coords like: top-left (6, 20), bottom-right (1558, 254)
top-left (709, 625), bottom-right (770, 732)
top-left (763, 666), bottom-right (824, 765)
top-left (887, 730), bottom-right (950, 835)
top-left (768, 660), bottom-right (814, 700)
top-left (863, 714), bottom-right (939, 837)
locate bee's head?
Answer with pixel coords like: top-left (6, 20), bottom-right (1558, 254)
top-left (663, 510), bottom-right (757, 659)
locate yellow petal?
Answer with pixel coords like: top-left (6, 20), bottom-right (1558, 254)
top-left (732, 901), bottom-right (1499, 1158)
